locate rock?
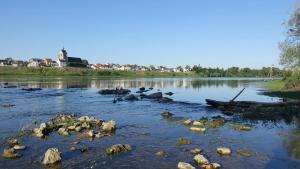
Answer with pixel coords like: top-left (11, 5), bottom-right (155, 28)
top-left (40, 123), bottom-right (48, 130)
top-left (80, 147), bottom-right (88, 153)
top-left (87, 130), bottom-right (95, 138)
top-left (22, 87), bottom-right (42, 91)
top-left (81, 122), bottom-right (91, 129)
top-left (198, 117), bottom-right (208, 125)
top-left (208, 117), bottom-right (226, 128)
top-left (1, 104), bottom-right (15, 108)
top-left (106, 144), bottom-right (132, 155)
top-left (42, 148), bottom-right (61, 165)
top-left (149, 87), bottom-right (154, 90)
top-left (211, 163), bottom-right (221, 169)
top-left (177, 138), bottom-right (191, 145)
top-left (160, 97), bottom-right (173, 102)
top-left (13, 145), bottom-right (26, 150)
top-left (70, 146), bottom-right (76, 151)
top-left (165, 92), bottom-right (174, 96)
top-left (217, 147), bottom-right (231, 155)
top-left (7, 138), bottom-right (19, 147)
top-left (190, 148), bottom-right (203, 155)
top-left (232, 124), bottom-right (252, 131)
top-left (178, 162), bottom-right (196, 169)
top-left (190, 127), bottom-right (206, 133)
top-left (194, 154), bottom-right (209, 165)
top-left (155, 151), bottom-right (167, 157)
top-left (72, 141), bottom-right (80, 145)
top-left (2, 148), bottom-right (22, 159)
top-left (192, 121), bottom-right (204, 127)
top-left (102, 120), bottom-right (116, 132)
top-left (75, 126), bottom-right (82, 132)
top-left (4, 85), bottom-right (17, 88)
top-left (57, 128), bottom-right (70, 136)
top-left (183, 119), bottom-right (193, 125)
top-left (33, 128), bottom-right (45, 138)
top-left (68, 125), bottom-right (76, 130)
top-left (237, 149), bottom-right (252, 157)
top-left (124, 94), bottom-right (138, 101)
top-left (98, 88), bottom-right (131, 95)
top-left (161, 112), bottom-right (174, 118)
top-left (95, 133), bottom-right (104, 139)
top-left (145, 92), bottom-right (163, 99)
top-left (201, 164), bottom-right (214, 169)
top-left (78, 116), bottom-right (91, 122)
top-left (139, 87), bottom-right (146, 91)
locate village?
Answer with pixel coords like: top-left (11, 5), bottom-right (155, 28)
top-left (0, 48), bottom-right (191, 73)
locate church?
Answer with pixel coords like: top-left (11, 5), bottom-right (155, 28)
top-left (56, 48), bottom-right (87, 67)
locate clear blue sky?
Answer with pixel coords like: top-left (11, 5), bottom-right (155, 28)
top-left (0, 0), bottom-right (297, 68)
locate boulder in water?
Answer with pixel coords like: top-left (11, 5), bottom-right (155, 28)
top-left (106, 144), bottom-right (132, 155)
top-left (42, 148), bottom-right (61, 165)
top-left (178, 162), bottom-right (196, 169)
top-left (145, 92), bottom-right (163, 99)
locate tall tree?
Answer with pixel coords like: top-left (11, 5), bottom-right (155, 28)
top-left (279, 8), bottom-right (300, 69)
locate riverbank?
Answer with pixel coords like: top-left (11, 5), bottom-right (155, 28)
top-left (264, 80), bottom-right (300, 100)
top-left (0, 66), bottom-right (196, 77)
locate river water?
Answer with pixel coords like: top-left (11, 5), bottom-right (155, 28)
top-left (0, 77), bottom-right (299, 169)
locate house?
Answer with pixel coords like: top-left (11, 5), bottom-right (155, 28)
top-left (44, 58), bottom-right (52, 66)
top-left (27, 58), bottom-right (44, 67)
top-left (12, 60), bottom-right (25, 67)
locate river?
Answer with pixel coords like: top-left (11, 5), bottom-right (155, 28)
top-left (0, 77), bottom-right (299, 169)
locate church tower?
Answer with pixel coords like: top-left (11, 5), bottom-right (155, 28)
top-left (57, 47), bottom-right (68, 67)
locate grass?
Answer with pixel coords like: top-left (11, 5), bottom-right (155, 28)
top-left (265, 80), bottom-right (286, 91)
top-left (0, 66), bottom-right (198, 78)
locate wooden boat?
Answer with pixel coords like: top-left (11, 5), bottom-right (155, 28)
top-left (205, 99), bottom-right (300, 108)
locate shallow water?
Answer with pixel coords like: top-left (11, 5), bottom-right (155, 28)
top-left (0, 77), bottom-right (299, 169)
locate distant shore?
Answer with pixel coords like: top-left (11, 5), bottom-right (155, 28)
top-left (0, 66), bottom-right (283, 78)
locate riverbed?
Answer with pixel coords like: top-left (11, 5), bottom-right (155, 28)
top-left (0, 77), bottom-right (299, 169)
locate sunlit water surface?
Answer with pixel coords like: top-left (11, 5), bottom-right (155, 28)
top-left (0, 77), bottom-right (299, 169)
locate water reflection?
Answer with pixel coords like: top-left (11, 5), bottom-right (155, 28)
top-left (0, 77), bottom-right (265, 89)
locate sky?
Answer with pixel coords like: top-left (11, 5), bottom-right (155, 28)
top-left (0, 0), bottom-right (298, 68)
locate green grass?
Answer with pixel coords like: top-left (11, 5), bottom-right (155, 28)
top-left (265, 80), bottom-right (286, 91)
top-left (0, 66), bottom-right (198, 78)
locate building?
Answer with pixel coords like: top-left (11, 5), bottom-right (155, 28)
top-left (56, 48), bottom-right (87, 67)
top-left (57, 48), bottom-right (68, 67)
top-left (44, 58), bottom-right (52, 66)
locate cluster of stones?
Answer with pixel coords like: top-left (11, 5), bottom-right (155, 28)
top-left (177, 146), bottom-right (230, 169)
top-left (2, 138), bottom-right (26, 159)
top-left (32, 114), bottom-right (116, 139)
top-left (183, 116), bottom-right (252, 133)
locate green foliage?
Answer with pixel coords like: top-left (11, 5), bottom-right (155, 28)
top-left (191, 65), bottom-right (285, 77)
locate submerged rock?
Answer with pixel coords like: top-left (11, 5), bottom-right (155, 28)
top-left (160, 97), bottom-right (173, 102)
top-left (2, 148), bottom-right (22, 159)
top-left (237, 149), bottom-right (252, 157)
top-left (211, 163), bottom-right (221, 169)
top-left (124, 94), bottom-right (139, 101)
top-left (106, 144), bottom-right (132, 155)
top-left (161, 112), bottom-right (174, 118)
top-left (232, 124), bottom-right (252, 131)
top-left (177, 138), bottom-right (191, 145)
top-left (42, 148), bottom-right (61, 165)
top-left (190, 148), bottom-right (203, 155)
top-left (165, 92), bottom-right (174, 96)
top-left (194, 154), bottom-right (209, 165)
top-left (145, 92), bottom-right (163, 99)
top-left (13, 145), bottom-right (26, 150)
top-left (192, 121), bottom-right (204, 127)
top-left (7, 138), bottom-right (19, 147)
top-left (1, 104), bottom-right (15, 108)
top-left (183, 119), bottom-right (193, 125)
top-left (190, 127), bottom-right (206, 133)
top-left (178, 162), bottom-right (196, 169)
top-left (98, 88), bottom-right (130, 95)
top-left (217, 147), bottom-right (231, 155)
top-left (208, 117), bottom-right (226, 128)
top-left (57, 128), bottom-right (70, 136)
top-left (22, 87), bottom-right (42, 91)
top-left (102, 120), bottom-right (116, 132)
top-left (155, 151), bottom-right (167, 157)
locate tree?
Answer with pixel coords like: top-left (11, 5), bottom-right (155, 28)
top-left (279, 8), bottom-right (300, 69)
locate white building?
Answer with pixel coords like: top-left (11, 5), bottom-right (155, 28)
top-left (57, 48), bottom-right (68, 67)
